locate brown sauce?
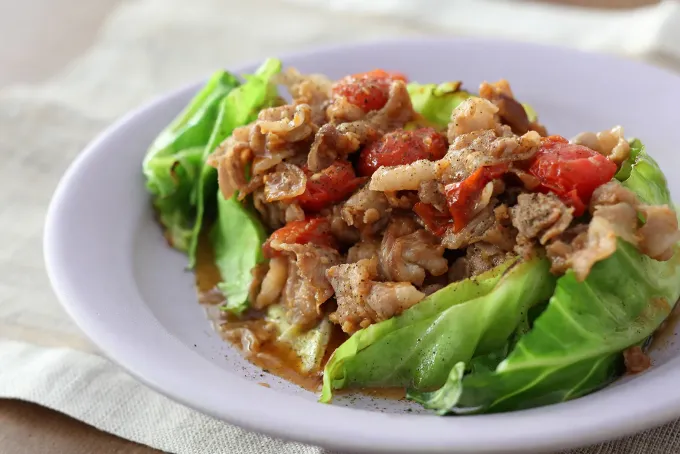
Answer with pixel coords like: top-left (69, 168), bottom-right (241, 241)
top-left (649, 302), bottom-right (680, 351)
top-left (194, 233), bottom-right (408, 399)
top-left (194, 231), bottom-right (223, 296)
top-left (195, 234), bottom-right (322, 392)
top-left (322, 323), bottom-right (349, 366)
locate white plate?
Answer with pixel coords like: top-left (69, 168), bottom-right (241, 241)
top-left (44, 38), bottom-right (680, 453)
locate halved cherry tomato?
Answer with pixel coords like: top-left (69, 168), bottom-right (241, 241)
top-left (561, 189), bottom-right (587, 218)
top-left (414, 202), bottom-right (452, 236)
top-left (444, 164), bottom-right (509, 232)
top-left (263, 218), bottom-right (338, 258)
top-left (353, 69), bottom-right (408, 81)
top-left (331, 69), bottom-right (408, 112)
top-left (357, 128), bottom-right (448, 177)
top-left (528, 135), bottom-right (616, 216)
top-left (296, 160), bottom-right (365, 212)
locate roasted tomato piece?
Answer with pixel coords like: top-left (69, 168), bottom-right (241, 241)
top-left (263, 218), bottom-right (338, 258)
top-left (528, 135), bottom-right (617, 216)
top-left (296, 160), bottom-right (365, 212)
top-left (357, 128), bottom-right (448, 177)
top-left (444, 164), bottom-right (509, 232)
top-left (332, 69), bottom-right (408, 112)
top-left (414, 202), bottom-right (452, 236)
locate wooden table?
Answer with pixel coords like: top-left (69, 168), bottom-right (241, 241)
top-left (0, 0), bottom-right (658, 452)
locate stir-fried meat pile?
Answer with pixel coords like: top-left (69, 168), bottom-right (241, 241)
top-left (209, 70), bottom-right (680, 334)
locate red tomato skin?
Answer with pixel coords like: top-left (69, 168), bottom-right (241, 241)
top-left (414, 202), bottom-right (452, 236)
top-left (351, 69), bottom-right (408, 81)
top-left (263, 218), bottom-right (337, 258)
top-left (528, 135), bottom-right (617, 216)
top-left (296, 161), bottom-right (365, 212)
top-left (332, 69), bottom-right (408, 112)
top-left (357, 128), bottom-right (448, 177)
top-left (444, 164), bottom-right (509, 232)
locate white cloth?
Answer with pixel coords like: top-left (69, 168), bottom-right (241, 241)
top-left (2, 0), bottom-right (680, 453)
top-left (289, 0), bottom-right (680, 70)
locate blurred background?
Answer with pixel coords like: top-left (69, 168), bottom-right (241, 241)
top-left (0, 0), bottom-right (662, 89)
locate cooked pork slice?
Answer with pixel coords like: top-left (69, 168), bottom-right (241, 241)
top-left (253, 256), bottom-right (288, 310)
top-left (237, 174), bottom-right (265, 200)
top-left (365, 80), bottom-right (415, 132)
top-left (418, 180), bottom-right (447, 212)
top-left (548, 198), bottom-right (680, 280)
top-left (447, 97), bottom-right (500, 141)
top-left (592, 181), bottom-right (679, 260)
top-left (326, 96), bottom-right (366, 124)
top-left (421, 283), bottom-right (445, 295)
top-left (594, 203), bottom-right (640, 245)
top-left (252, 188), bottom-right (287, 229)
top-left (569, 215), bottom-right (622, 281)
top-left (328, 204), bottom-right (360, 244)
top-left (327, 257), bottom-right (425, 333)
top-left (307, 122), bottom-right (374, 172)
top-left (380, 217), bottom-right (448, 286)
top-left (284, 202), bottom-right (305, 223)
top-left (638, 205), bottom-right (680, 261)
top-left (274, 68), bottom-right (333, 124)
top-left (438, 199), bottom-right (518, 252)
top-left (572, 126), bottom-right (630, 165)
top-left (347, 240), bottom-right (380, 263)
top-left (209, 105), bottom-right (318, 200)
top-left (482, 204), bottom-right (518, 252)
top-left (256, 104), bottom-right (317, 143)
top-left (441, 204), bottom-right (496, 249)
top-left (369, 158), bottom-right (438, 192)
top-left (251, 148), bottom-right (297, 176)
top-left (307, 81), bottom-right (414, 171)
top-left (467, 242), bottom-right (513, 275)
top-left (507, 168), bottom-right (541, 190)
top-left (443, 129), bottom-right (541, 181)
top-left (263, 163), bottom-right (307, 202)
top-left (384, 191), bottom-right (417, 210)
top-left (247, 263), bottom-right (269, 307)
top-left (448, 242), bottom-right (512, 282)
top-left (370, 126), bottom-right (541, 193)
top-left (341, 185), bottom-right (390, 234)
top-left (365, 282), bottom-right (426, 320)
top-left (327, 258), bottom-right (380, 333)
top-left (590, 181), bottom-right (639, 209)
top-left (510, 193), bottom-right (573, 245)
top-left (447, 257), bottom-right (470, 282)
top-left (275, 243), bottom-right (341, 328)
top-left (546, 202), bottom-right (638, 281)
top-left (210, 135), bottom-right (252, 200)
top-left (479, 80), bottom-right (530, 134)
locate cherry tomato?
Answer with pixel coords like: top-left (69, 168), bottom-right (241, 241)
top-left (414, 202), bottom-right (452, 236)
top-left (296, 160), bottom-right (365, 212)
top-left (444, 164), bottom-right (509, 232)
top-left (332, 69), bottom-right (408, 112)
top-left (528, 135), bottom-right (616, 216)
top-left (561, 189), bottom-right (586, 218)
top-left (263, 218), bottom-right (338, 258)
top-left (357, 128), bottom-right (448, 177)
